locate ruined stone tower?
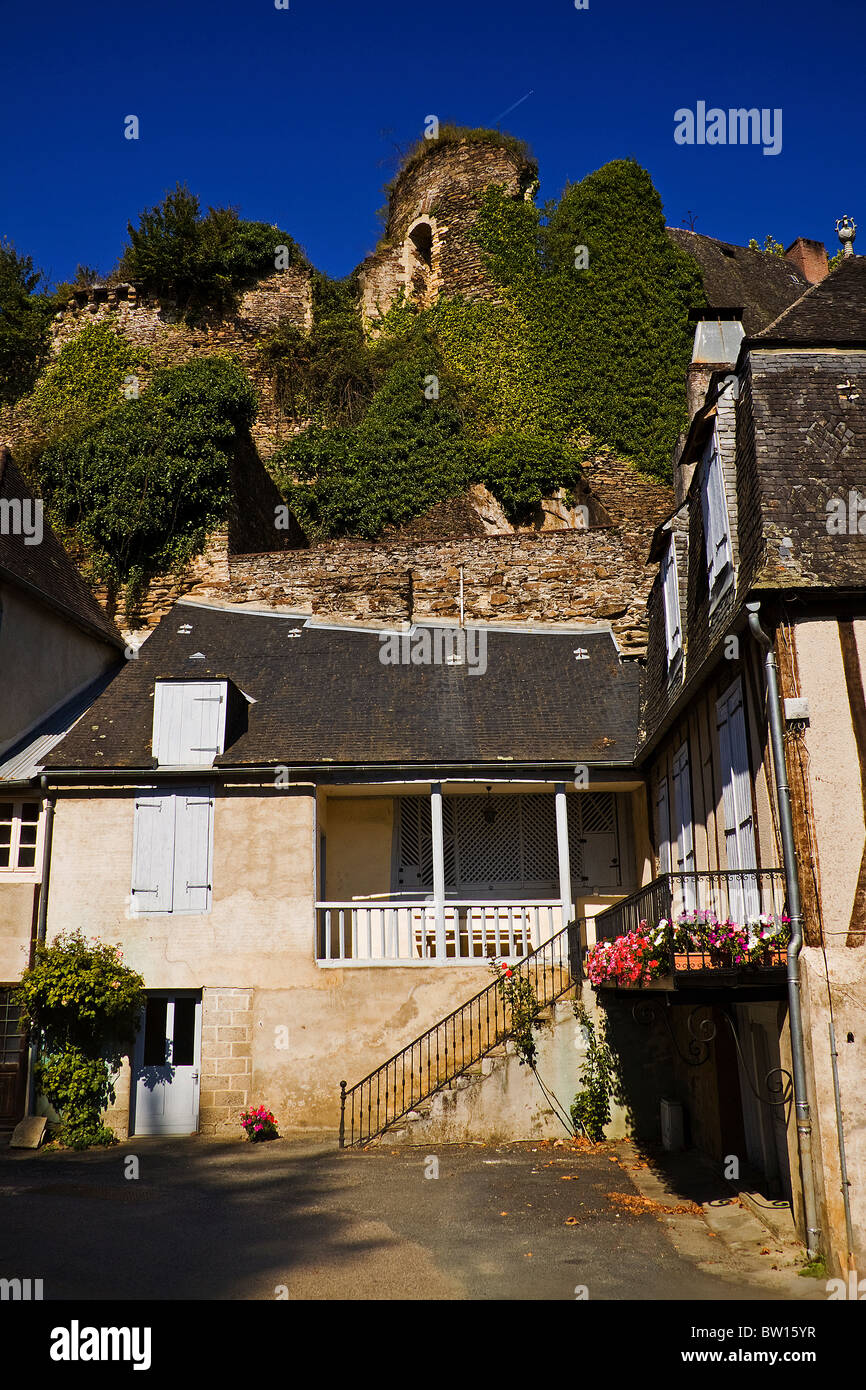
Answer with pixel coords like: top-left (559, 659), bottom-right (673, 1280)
top-left (358, 133), bottom-right (537, 323)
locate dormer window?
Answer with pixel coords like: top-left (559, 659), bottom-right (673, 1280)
top-left (661, 535), bottom-right (683, 672)
top-left (152, 681), bottom-right (228, 766)
top-left (699, 426), bottom-right (733, 603)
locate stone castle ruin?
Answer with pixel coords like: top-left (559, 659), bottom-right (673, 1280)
top-left (2, 131), bottom-right (809, 645)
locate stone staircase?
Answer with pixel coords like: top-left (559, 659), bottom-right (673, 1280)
top-left (364, 998), bottom-right (580, 1146)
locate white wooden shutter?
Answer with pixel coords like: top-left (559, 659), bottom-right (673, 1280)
top-left (700, 431), bottom-right (733, 589)
top-left (717, 680), bottom-right (758, 919)
top-left (661, 538), bottom-right (682, 666)
top-left (131, 791), bottom-right (174, 913)
top-left (655, 777), bottom-right (671, 875)
top-left (671, 743), bottom-right (696, 909)
top-left (153, 682), bottom-right (227, 766)
top-left (172, 788), bottom-right (214, 913)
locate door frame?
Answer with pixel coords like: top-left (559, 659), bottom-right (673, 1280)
top-left (130, 989), bottom-right (203, 1137)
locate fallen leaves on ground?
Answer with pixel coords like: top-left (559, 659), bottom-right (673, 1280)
top-left (606, 1191), bottom-right (702, 1217)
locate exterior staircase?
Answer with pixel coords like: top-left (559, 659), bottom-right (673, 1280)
top-left (339, 923), bottom-right (580, 1147)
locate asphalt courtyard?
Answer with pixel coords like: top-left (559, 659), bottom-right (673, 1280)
top-left (0, 1135), bottom-right (827, 1301)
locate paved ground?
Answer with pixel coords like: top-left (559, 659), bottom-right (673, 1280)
top-left (0, 1134), bottom-right (827, 1301)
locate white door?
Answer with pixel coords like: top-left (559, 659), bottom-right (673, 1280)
top-left (671, 743), bottom-right (696, 911)
top-left (132, 993), bottom-right (202, 1136)
top-left (717, 680), bottom-right (759, 922)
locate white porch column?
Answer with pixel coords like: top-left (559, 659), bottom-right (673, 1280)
top-left (430, 782), bottom-right (446, 957)
top-left (554, 782), bottom-right (573, 939)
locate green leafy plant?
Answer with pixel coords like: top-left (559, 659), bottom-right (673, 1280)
top-left (13, 931), bottom-right (145, 1149)
top-left (120, 181), bottom-right (306, 323)
top-left (570, 1000), bottom-right (616, 1141)
top-left (36, 355), bottom-right (255, 591)
top-left (240, 1104), bottom-right (279, 1141)
top-left (747, 235), bottom-right (785, 256)
top-left (490, 959), bottom-right (542, 1067)
top-left (30, 321), bottom-right (145, 439)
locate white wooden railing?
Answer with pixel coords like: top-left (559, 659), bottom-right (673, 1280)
top-left (315, 900), bottom-right (567, 965)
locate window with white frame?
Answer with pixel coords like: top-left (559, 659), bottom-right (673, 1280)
top-left (661, 534), bottom-right (682, 670)
top-left (131, 786), bottom-right (214, 914)
top-left (0, 800), bottom-right (41, 875)
top-left (699, 426), bottom-right (733, 600)
top-left (152, 681), bottom-right (228, 766)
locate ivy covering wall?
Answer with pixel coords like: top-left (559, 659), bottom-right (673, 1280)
top-left (268, 157), bottom-right (703, 538)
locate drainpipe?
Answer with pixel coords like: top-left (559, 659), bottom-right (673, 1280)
top-left (746, 602), bottom-right (821, 1259)
top-left (24, 775), bottom-right (55, 1114)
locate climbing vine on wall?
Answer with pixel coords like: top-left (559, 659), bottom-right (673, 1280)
top-left (30, 321), bottom-right (147, 440)
top-left (265, 157), bottom-right (702, 538)
top-left (36, 355), bottom-right (256, 593)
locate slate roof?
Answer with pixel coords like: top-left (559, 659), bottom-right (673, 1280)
top-left (0, 672), bottom-right (117, 784)
top-left (667, 229), bottom-right (810, 335)
top-left (0, 449), bottom-right (122, 648)
top-left (754, 255), bottom-right (866, 344)
top-left (44, 601), bottom-right (642, 771)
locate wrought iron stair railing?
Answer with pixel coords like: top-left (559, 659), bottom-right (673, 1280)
top-left (339, 922), bottom-right (580, 1147)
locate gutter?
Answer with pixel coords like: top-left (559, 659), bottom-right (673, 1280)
top-left (746, 601), bottom-right (821, 1259)
top-left (24, 775), bottom-right (56, 1115)
top-left (41, 759), bottom-right (641, 786)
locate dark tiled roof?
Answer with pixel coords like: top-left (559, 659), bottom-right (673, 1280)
top-left (667, 229), bottom-right (810, 335)
top-left (0, 450), bottom-right (123, 648)
top-left (754, 255), bottom-right (866, 344)
top-left (743, 348), bottom-right (866, 590)
top-left (44, 602), bottom-right (641, 770)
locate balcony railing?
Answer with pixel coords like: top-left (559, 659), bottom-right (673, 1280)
top-left (592, 870), bottom-right (787, 945)
top-left (316, 901), bottom-right (566, 964)
top-left (588, 869), bottom-right (789, 990)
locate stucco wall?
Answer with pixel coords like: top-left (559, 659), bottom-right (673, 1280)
top-left (44, 785), bottom-right (496, 1135)
top-left (0, 881), bottom-right (36, 980)
top-left (792, 616), bottom-right (866, 944)
top-left (0, 583), bottom-right (118, 756)
top-left (325, 796), bottom-right (393, 901)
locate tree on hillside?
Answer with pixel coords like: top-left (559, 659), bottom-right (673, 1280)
top-left (0, 240), bottom-right (51, 406)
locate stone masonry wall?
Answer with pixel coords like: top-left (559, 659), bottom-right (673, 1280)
top-left (199, 986), bottom-right (254, 1135)
top-left (0, 268), bottom-right (312, 462)
top-left (360, 138), bottom-right (532, 322)
top-left (190, 527), bottom-right (658, 652)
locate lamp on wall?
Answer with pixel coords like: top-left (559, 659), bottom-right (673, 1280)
top-left (482, 785), bottom-right (497, 825)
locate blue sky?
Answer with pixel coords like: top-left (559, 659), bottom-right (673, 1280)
top-left (1, 0), bottom-right (862, 287)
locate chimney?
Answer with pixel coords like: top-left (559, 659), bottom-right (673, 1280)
top-left (784, 237), bottom-right (829, 284)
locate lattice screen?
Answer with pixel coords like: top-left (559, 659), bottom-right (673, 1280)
top-left (397, 792), bottom-right (621, 893)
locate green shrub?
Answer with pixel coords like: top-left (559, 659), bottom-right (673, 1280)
top-left (121, 181), bottom-right (306, 322)
top-left (13, 931), bottom-right (145, 1149)
top-left (38, 356), bottom-right (255, 586)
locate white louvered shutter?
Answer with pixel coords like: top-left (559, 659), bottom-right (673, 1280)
top-left (153, 682), bottom-right (227, 765)
top-left (717, 680), bottom-right (758, 920)
top-left (671, 743), bottom-right (696, 909)
top-left (662, 538), bottom-right (682, 666)
top-left (700, 431), bottom-right (733, 589)
top-left (131, 791), bottom-right (174, 913)
top-left (656, 777), bottom-right (671, 875)
top-left (172, 789), bottom-right (214, 913)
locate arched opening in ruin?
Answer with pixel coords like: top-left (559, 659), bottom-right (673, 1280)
top-left (403, 217), bottom-right (439, 306)
top-left (409, 220), bottom-right (433, 268)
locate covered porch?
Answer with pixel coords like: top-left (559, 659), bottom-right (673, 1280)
top-left (315, 777), bottom-right (646, 964)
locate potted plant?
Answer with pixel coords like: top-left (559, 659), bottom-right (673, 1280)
top-left (240, 1105), bottom-right (279, 1141)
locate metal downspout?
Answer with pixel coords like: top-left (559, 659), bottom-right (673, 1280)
top-left (24, 775), bottom-right (55, 1114)
top-left (746, 602), bottom-right (821, 1259)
